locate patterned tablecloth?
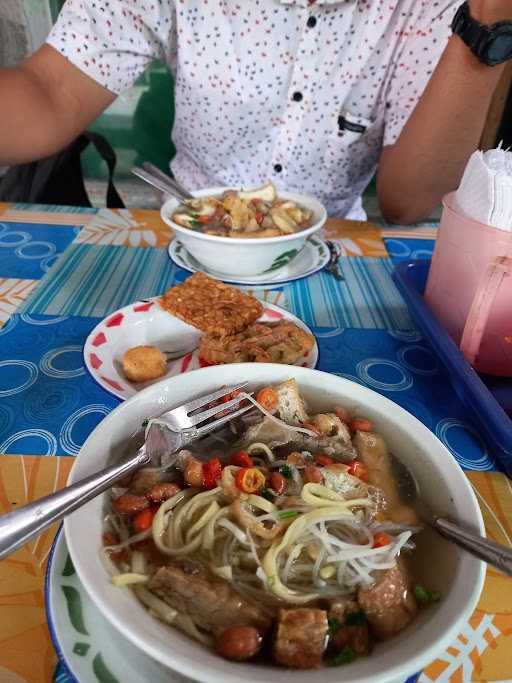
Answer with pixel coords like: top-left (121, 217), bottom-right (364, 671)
top-left (0, 202), bottom-right (511, 683)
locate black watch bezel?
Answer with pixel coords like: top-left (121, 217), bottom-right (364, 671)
top-left (452, 1), bottom-right (512, 66)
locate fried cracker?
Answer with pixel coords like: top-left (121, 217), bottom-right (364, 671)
top-left (160, 272), bottom-right (263, 337)
top-left (199, 321), bottom-right (315, 365)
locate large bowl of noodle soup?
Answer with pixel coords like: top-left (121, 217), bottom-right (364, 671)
top-left (64, 364), bottom-right (485, 683)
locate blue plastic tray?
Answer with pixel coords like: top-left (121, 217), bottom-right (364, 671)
top-left (393, 260), bottom-right (512, 476)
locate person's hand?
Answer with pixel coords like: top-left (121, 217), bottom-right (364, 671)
top-left (469, 0), bottom-right (512, 24)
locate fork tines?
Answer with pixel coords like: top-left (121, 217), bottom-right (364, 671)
top-left (187, 391), bottom-right (251, 427)
top-left (164, 382), bottom-right (253, 436)
top-left (183, 382), bottom-right (249, 415)
top-left (195, 401), bottom-right (254, 438)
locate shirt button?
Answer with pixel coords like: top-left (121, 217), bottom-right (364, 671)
top-left (274, 164), bottom-right (283, 173)
top-left (307, 16), bottom-right (317, 28)
top-left (292, 91), bottom-right (303, 102)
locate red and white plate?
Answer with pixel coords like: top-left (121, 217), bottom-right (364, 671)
top-left (84, 296), bottom-right (318, 400)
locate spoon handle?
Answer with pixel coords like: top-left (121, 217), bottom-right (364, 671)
top-left (131, 167), bottom-right (187, 202)
top-left (142, 162), bottom-right (194, 200)
top-left (0, 446), bottom-right (149, 561)
top-left (434, 517), bottom-right (512, 576)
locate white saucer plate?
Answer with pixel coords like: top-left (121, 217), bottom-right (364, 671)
top-left (84, 298), bottom-right (319, 400)
top-left (168, 236), bottom-right (330, 287)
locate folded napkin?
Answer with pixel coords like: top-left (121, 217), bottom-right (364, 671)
top-left (455, 146), bottom-right (512, 231)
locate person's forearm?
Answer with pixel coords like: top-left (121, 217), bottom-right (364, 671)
top-left (377, 33), bottom-right (505, 224)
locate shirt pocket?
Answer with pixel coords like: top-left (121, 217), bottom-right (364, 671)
top-left (322, 109), bottom-right (375, 191)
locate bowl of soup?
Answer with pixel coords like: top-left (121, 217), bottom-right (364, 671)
top-left (64, 364), bottom-right (485, 683)
top-left (160, 183), bottom-right (327, 277)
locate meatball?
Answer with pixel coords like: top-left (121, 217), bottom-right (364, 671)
top-left (122, 345), bottom-right (167, 383)
top-left (215, 626), bottom-right (263, 661)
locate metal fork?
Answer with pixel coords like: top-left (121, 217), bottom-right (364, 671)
top-left (325, 240), bottom-right (344, 281)
top-left (0, 383), bottom-right (251, 561)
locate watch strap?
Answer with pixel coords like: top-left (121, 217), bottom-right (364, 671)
top-left (451, 1), bottom-right (512, 65)
top-left (452, 2), bottom-right (489, 53)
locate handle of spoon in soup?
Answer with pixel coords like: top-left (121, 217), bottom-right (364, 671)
top-left (432, 516), bottom-right (512, 576)
top-left (131, 166), bottom-right (189, 202)
top-left (142, 162), bottom-right (194, 200)
top-left (0, 443), bottom-right (150, 561)
top-left (389, 452), bottom-right (512, 576)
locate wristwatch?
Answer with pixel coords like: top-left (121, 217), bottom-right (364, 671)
top-left (452, 1), bottom-right (512, 66)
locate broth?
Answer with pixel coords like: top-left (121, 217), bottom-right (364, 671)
top-left (171, 183), bottom-right (313, 238)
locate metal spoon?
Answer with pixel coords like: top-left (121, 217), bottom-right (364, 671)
top-left (389, 453), bottom-right (512, 575)
top-left (142, 162), bottom-right (194, 200)
top-left (131, 166), bottom-right (189, 203)
top-left (162, 346), bottom-right (197, 362)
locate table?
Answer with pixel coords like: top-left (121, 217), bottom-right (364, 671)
top-left (0, 202), bottom-right (511, 683)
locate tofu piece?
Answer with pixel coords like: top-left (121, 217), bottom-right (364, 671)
top-left (322, 465), bottom-right (371, 500)
top-left (274, 608), bottom-right (328, 669)
top-left (238, 182), bottom-right (277, 202)
top-left (122, 346), bottom-right (167, 383)
top-left (353, 431), bottom-right (419, 525)
top-left (276, 379), bottom-right (309, 425)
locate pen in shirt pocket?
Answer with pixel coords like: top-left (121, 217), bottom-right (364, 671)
top-left (337, 110), bottom-right (368, 138)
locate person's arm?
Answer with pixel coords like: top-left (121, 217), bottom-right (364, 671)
top-left (377, 1), bottom-right (511, 224)
top-left (0, 44), bottom-right (115, 166)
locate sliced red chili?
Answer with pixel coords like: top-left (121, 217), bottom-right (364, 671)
top-left (373, 532), bottom-right (391, 548)
top-left (230, 450), bottom-right (254, 468)
top-left (235, 467), bottom-right (266, 493)
top-left (203, 457), bottom-right (223, 490)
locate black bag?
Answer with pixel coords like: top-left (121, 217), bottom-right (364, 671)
top-left (0, 131), bottom-right (125, 209)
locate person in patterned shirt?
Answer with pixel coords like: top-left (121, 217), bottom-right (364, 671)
top-left (0, 0), bottom-right (509, 222)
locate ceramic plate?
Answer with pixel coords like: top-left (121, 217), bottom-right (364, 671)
top-left (45, 528), bottom-right (192, 683)
top-left (168, 236), bottom-right (330, 287)
top-left (84, 298), bottom-right (318, 400)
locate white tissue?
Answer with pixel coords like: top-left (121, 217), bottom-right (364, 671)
top-left (455, 145), bottom-right (512, 232)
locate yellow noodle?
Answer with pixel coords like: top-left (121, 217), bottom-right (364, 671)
top-left (112, 573), bottom-right (149, 587)
top-left (202, 507), bottom-right (230, 551)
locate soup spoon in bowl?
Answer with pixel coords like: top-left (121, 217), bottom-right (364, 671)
top-left (389, 453), bottom-right (512, 575)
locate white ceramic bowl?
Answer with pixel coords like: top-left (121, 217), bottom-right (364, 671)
top-left (64, 365), bottom-right (485, 683)
top-left (161, 188), bottom-right (327, 277)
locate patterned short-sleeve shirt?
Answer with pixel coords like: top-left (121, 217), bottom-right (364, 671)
top-left (48, 0), bottom-right (458, 218)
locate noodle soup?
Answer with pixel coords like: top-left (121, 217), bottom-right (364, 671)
top-left (103, 380), bottom-right (437, 669)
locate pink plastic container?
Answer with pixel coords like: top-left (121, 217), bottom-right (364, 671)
top-left (425, 192), bottom-right (512, 377)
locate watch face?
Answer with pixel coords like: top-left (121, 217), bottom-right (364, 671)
top-left (486, 30), bottom-right (512, 64)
